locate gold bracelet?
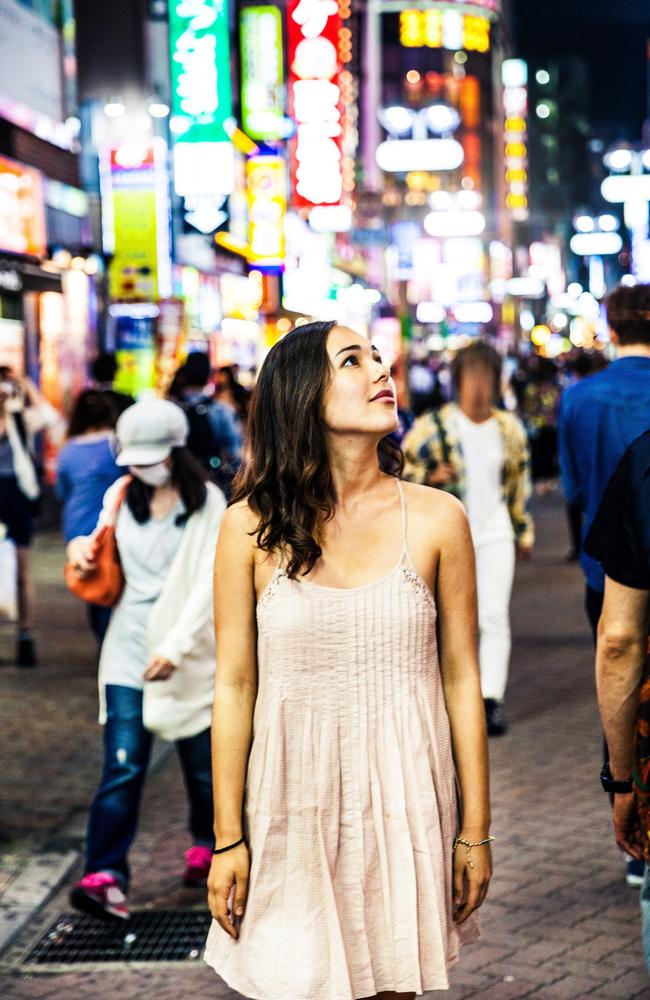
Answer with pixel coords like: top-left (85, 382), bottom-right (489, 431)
top-left (452, 835), bottom-right (494, 869)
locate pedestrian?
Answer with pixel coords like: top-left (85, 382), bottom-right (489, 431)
top-left (169, 352), bottom-right (242, 497)
top-left (213, 364), bottom-right (250, 428)
top-left (558, 282), bottom-right (650, 886)
top-left (0, 368), bottom-right (60, 667)
top-left (90, 352), bottom-right (134, 416)
top-left (402, 341), bottom-right (534, 736)
top-left (55, 389), bottom-right (122, 646)
top-left (204, 322), bottom-right (491, 1000)
top-left (582, 428), bottom-right (650, 970)
top-left (521, 357), bottom-right (561, 495)
top-left (66, 399), bottom-right (227, 920)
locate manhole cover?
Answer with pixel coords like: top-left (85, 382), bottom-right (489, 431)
top-left (24, 910), bottom-right (212, 964)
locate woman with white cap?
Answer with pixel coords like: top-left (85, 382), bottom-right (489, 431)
top-left (65, 398), bottom-right (227, 920)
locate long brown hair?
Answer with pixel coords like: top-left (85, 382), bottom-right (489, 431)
top-left (232, 321), bottom-right (403, 578)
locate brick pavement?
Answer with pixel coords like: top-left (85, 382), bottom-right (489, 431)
top-left (1, 494), bottom-right (649, 997)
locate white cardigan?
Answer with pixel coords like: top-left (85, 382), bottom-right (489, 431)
top-left (97, 478), bottom-right (226, 741)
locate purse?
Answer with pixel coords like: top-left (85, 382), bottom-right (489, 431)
top-left (64, 477), bottom-right (131, 607)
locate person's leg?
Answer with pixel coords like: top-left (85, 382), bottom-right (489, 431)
top-left (640, 863), bottom-right (650, 973)
top-left (585, 585), bottom-right (604, 646)
top-left (85, 685), bottom-right (153, 889)
top-left (566, 502), bottom-right (582, 560)
top-left (475, 540), bottom-right (516, 703)
top-left (176, 726), bottom-right (214, 847)
top-left (87, 604), bottom-right (112, 647)
top-left (15, 546), bottom-right (37, 667)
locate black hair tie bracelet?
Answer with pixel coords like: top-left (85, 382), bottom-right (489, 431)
top-left (213, 836), bottom-right (245, 855)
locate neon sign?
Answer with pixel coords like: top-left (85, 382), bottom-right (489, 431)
top-left (240, 6), bottom-right (285, 141)
top-left (501, 59), bottom-right (529, 221)
top-left (169, 0), bottom-right (234, 199)
top-left (400, 10), bottom-right (490, 52)
top-left (287, 0), bottom-right (344, 207)
top-left (246, 155), bottom-right (286, 270)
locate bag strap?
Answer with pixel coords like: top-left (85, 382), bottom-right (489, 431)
top-left (107, 476), bottom-right (132, 527)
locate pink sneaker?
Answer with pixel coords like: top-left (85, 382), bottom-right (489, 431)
top-left (183, 845), bottom-right (213, 888)
top-left (70, 871), bottom-right (129, 920)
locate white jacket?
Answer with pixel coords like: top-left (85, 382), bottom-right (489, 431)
top-left (97, 478), bottom-right (226, 741)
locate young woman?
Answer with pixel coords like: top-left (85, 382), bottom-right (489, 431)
top-left (204, 322), bottom-right (491, 1000)
top-left (0, 369), bottom-right (60, 667)
top-left (56, 389), bottom-right (123, 645)
top-left (403, 342), bottom-right (534, 737)
top-left (66, 399), bottom-right (226, 920)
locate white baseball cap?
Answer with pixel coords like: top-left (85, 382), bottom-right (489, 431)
top-left (115, 398), bottom-right (189, 467)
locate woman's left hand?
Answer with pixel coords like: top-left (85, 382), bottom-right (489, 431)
top-left (144, 655), bottom-right (176, 682)
top-left (452, 835), bottom-right (492, 924)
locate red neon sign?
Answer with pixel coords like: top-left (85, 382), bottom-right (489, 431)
top-left (287, 0), bottom-right (344, 208)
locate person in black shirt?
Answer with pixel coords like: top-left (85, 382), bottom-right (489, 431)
top-left (584, 429), bottom-right (650, 971)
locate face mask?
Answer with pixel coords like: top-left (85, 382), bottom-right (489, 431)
top-left (129, 462), bottom-right (171, 487)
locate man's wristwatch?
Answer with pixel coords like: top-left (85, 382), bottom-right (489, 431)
top-left (600, 762), bottom-right (634, 794)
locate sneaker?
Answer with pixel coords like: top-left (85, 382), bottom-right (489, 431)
top-left (626, 857), bottom-right (645, 888)
top-left (484, 698), bottom-right (508, 737)
top-left (183, 845), bottom-right (213, 888)
top-left (70, 871), bottom-right (129, 920)
top-left (16, 632), bottom-right (37, 668)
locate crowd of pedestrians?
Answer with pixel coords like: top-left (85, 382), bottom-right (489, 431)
top-left (3, 282), bottom-right (650, 989)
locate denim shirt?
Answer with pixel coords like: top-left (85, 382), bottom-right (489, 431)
top-left (557, 356), bottom-right (650, 592)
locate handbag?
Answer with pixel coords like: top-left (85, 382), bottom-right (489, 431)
top-left (64, 477), bottom-right (131, 607)
top-left (0, 534), bottom-right (18, 621)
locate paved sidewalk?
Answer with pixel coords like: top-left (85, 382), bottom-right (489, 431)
top-left (1, 495), bottom-right (649, 997)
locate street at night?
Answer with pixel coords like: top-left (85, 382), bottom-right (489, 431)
top-left (1, 0), bottom-right (650, 997)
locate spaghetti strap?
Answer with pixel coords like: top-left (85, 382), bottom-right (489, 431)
top-left (396, 478), bottom-right (416, 570)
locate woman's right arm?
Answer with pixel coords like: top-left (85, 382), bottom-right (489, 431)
top-left (208, 502), bottom-right (258, 939)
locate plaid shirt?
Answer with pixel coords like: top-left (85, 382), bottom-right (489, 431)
top-left (402, 402), bottom-right (535, 548)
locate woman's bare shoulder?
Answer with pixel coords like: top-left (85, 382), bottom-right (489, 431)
top-left (400, 479), bottom-right (467, 527)
top-left (219, 499), bottom-right (259, 544)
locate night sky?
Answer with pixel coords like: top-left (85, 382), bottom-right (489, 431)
top-left (513, 0), bottom-right (650, 144)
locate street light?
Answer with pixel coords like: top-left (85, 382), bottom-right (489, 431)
top-left (376, 103), bottom-right (465, 174)
top-left (601, 143), bottom-right (650, 279)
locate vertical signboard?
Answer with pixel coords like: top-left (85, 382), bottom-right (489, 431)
top-left (287, 0), bottom-right (344, 208)
top-left (502, 59), bottom-right (529, 222)
top-left (240, 5), bottom-right (285, 141)
top-left (168, 0), bottom-right (235, 197)
top-left (246, 154), bottom-right (286, 270)
top-left (103, 139), bottom-right (172, 302)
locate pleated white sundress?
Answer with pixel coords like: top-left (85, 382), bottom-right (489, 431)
top-left (204, 479), bottom-right (480, 998)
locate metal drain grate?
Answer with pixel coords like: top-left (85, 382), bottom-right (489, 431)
top-left (24, 910), bottom-right (212, 964)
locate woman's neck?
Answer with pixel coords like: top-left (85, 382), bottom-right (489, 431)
top-left (327, 437), bottom-right (385, 507)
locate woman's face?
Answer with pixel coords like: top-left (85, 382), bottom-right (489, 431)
top-left (322, 326), bottom-right (398, 437)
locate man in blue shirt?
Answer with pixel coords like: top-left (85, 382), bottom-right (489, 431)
top-left (558, 282), bottom-right (650, 639)
top-left (558, 282), bottom-right (650, 887)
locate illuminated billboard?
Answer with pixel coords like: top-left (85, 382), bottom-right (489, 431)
top-left (0, 154), bottom-right (46, 257)
top-left (240, 5), bottom-right (285, 141)
top-left (102, 140), bottom-right (172, 302)
top-left (246, 154), bottom-right (286, 270)
top-left (502, 59), bottom-right (529, 221)
top-left (399, 9), bottom-right (490, 51)
top-left (168, 0), bottom-right (235, 198)
top-left (287, 0), bottom-right (344, 208)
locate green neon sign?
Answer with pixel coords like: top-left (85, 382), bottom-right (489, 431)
top-left (169, 0), bottom-right (233, 143)
top-left (240, 5), bottom-right (285, 141)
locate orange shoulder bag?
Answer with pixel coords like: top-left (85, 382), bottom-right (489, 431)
top-left (64, 477), bottom-right (131, 607)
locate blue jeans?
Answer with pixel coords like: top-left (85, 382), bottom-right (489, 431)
top-left (642, 865), bottom-right (650, 974)
top-left (85, 684), bottom-right (214, 890)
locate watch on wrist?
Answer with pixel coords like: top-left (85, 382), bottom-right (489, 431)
top-left (600, 762), bottom-right (634, 794)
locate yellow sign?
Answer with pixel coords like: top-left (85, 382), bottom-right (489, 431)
top-left (105, 142), bottom-right (171, 301)
top-left (246, 154), bottom-right (286, 270)
top-left (400, 10), bottom-right (490, 52)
